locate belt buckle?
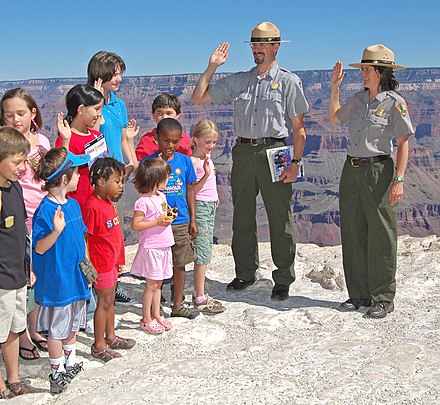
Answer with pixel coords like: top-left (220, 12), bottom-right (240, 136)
top-left (250, 138), bottom-right (258, 147)
top-left (350, 157), bottom-right (360, 168)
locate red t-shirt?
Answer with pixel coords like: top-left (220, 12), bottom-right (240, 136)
top-left (82, 195), bottom-right (125, 273)
top-left (135, 128), bottom-right (192, 162)
top-left (55, 129), bottom-right (101, 210)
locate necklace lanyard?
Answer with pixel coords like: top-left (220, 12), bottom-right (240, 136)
top-left (144, 193), bottom-right (168, 218)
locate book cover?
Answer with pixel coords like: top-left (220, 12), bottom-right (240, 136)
top-left (266, 146), bottom-right (304, 182)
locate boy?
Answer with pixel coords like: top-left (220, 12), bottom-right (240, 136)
top-left (141, 118), bottom-right (199, 319)
top-left (0, 127), bottom-right (38, 397)
top-left (135, 93), bottom-right (192, 162)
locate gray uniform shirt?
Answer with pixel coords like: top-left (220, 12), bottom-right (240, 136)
top-left (208, 63), bottom-right (309, 139)
top-left (336, 90), bottom-right (414, 157)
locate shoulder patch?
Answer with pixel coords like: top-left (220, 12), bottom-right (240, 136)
top-left (396, 102), bottom-right (408, 117)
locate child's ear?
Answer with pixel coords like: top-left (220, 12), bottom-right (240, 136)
top-left (31, 108), bottom-right (37, 120)
top-left (154, 132), bottom-right (158, 143)
top-left (175, 113), bottom-right (181, 120)
top-left (78, 105), bottom-right (84, 116)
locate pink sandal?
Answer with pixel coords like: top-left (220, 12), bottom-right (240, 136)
top-left (156, 315), bottom-right (172, 331)
top-left (140, 319), bottom-right (165, 334)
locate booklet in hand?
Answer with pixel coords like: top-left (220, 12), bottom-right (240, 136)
top-left (266, 145), bottom-right (304, 182)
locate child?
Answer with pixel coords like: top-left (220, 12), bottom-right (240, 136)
top-left (0, 127), bottom-right (38, 398)
top-left (190, 120), bottom-right (225, 313)
top-left (135, 93), bottom-right (192, 162)
top-left (87, 51), bottom-right (138, 304)
top-left (130, 158), bottom-right (174, 333)
top-left (32, 147), bottom-right (91, 394)
top-left (141, 118), bottom-right (199, 319)
top-left (55, 84), bottom-right (105, 211)
top-left (0, 88), bottom-right (51, 359)
top-left (82, 157), bottom-right (136, 360)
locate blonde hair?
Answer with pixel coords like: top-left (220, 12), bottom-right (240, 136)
top-left (190, 119), bottom-right (219, 149)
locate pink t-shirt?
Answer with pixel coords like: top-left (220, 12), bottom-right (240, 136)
top-left (19, 133), bottom-right (51, 233)
top-left (193, 157), bottom-right (218, 202)
top-left (134, 191), bottom-right (174, 249)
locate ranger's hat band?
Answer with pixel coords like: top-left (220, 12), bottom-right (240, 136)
top-left (250, 37), bottom-right (282, 43)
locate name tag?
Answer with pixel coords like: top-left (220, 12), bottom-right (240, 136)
top-left (84, 134), bottom-right (108, 168)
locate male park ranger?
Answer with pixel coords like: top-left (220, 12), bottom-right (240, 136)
top-left (192, 21), bottom-right (309, 301)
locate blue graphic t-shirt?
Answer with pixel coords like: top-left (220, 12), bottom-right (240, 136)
top-left (143, 152), bottom-right (196, 225)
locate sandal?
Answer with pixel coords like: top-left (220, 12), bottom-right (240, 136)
top-left (171, 305), bottom-right (199, 319)
top-left (0, 389), bottom-right (14, 399)
top-left (6, 380), bottom-right (40, 396)
top-left (91, 344), bottom-right (122, 363)
top-left (140, 319), bottom-right (165, 334)
top-left (31, 338), bottom-right (48, 352)
top-left (105, 335), bottom-right (136, 350)
top-left (19, 345), bottom-right (40, 361)
top-left (156, 316), bottom-right (172, 331)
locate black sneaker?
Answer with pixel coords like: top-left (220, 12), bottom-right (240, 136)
top-left (50, 372), bottom-right (71, 394)
top-left (115, 288), bottom-right (132, 305)
top-left (65, 362), bottom-right (84, 381)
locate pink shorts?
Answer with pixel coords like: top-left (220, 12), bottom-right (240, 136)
top-left (130, 247), bottom-right (173, 281)
top-left (94, 266), bottom-right (119, 290)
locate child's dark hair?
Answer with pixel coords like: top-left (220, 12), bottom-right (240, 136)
top-left (87, 51), bottom-right (126, 85)
top-left (157, 117), bottom-right (182, 137)
top-left (35, 147), bottom-right (75, 191)
top-left (0, 88), bottom-right (43, 132)
top-left (134, 158), bottom-right (171, 194)
top-left (152, 93), bottom-right (181, 115)
top-left (89, 157), bottom-right (125, 187)
top-left (0, 127), bottom-right (30, 162)
top-left (65, 84), bottom-right (104, 125)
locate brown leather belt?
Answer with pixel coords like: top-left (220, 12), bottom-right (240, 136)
top-left (347, 155), bottom-right (390, 167)
top-left (237, 137), bottom-right (285, 146)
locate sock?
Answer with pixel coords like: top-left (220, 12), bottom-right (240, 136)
top-left (50, 356), bottom-right (66, 377)
top-left (195, 295), bottom-right (206, 304)
top-left (63, 344), bottom-right (76, 368)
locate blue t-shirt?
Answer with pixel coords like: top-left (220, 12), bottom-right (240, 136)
top-left (100, 92), bottom-right (128, 163)
top-left (32, 197), bottom-right (90, 307)
top-left (142, 152), bottom-right (197, 225)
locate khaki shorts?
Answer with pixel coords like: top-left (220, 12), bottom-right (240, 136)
top-left (171, 223), bottom-right (196, 268)
top-left (0, 286), bottom-right (27, 343)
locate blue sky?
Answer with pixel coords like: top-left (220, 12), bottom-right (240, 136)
top-left (1, 0), bottom-right (439, 81)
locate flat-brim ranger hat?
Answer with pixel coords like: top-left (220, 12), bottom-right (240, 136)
top-left (349, 44), bottom-right (405, 70)
top-left (242, 21), bottom-right (290, 43)
top-left (47, 151), bottom-right (90, 181)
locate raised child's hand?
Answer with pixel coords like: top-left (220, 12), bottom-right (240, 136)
top-left (126, 118), bottom-right (140, 140)
top-left (56, 112), bottom-right (71, 142)
top-left (53, 206), bottom-right (66, 234)
top-left (94, 78), bottom-right (104, 95)
top-left (210, 42), bottom-right (229, 67)
top-left (203, 157), bottom-right (211, 176)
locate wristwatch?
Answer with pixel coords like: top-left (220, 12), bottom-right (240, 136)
top-left (394, 175), bottom-right (405, 182)
top-left (292, 158), bottom-right (302, 166)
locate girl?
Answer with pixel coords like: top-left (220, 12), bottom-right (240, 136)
top-left (55, 84), bottom-right (105, 211)
top-left (32, 147), bottom-right (91, 394)
top-left (82, 157), bottom-right (135, 362)
top-left (0, 88), bottom-right (51, 359)
top-left (130, 158), bottom-right (174, 334)
top-left (190, 120), bottom-right (224, 313)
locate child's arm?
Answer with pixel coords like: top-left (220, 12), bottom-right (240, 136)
top-left (56, 112), bottom-right (72, 149)
top-left (131, 210), bottom-right (172, 231)
top-left (121, 128), bottom-right (137, 169)
top-left (186, 182), bottom-right (199, 239)
top-left (34, 206), bottom-right (65, 254)
top-left (191, 157), bottom-right (211, 195)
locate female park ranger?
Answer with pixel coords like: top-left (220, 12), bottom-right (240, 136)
top-left (329, 44), bottom-right (414, 318)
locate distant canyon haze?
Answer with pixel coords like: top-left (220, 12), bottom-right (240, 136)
top-left (1, 67), bottom-right (439, 246)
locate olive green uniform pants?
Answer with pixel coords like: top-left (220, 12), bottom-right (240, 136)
top-left (231, 141), bottom-right (296, 285)
top-left (339, 158), bottom-right (397, 302)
